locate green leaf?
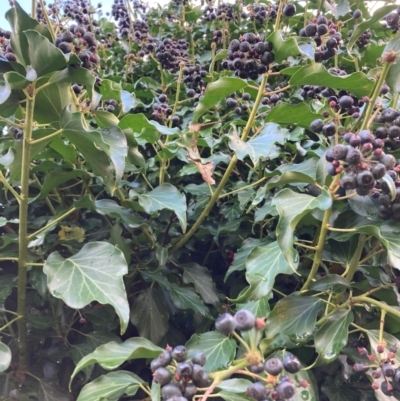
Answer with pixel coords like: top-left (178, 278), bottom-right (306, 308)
top-left (0, 78), bottom-right (11, 104)
top-left (0, 342), bottom-right (11, 372)
top-left (237, 296), bottom-right (271, 318)
top-left (216, 379), bottom-right (252, 394)
top-left (95, 110), bottom-right (120, 128)
top-left (384, 35), bottom-right (400, 93)
top-left (266, 103), bottom-right (321, 129)
top-left (218, 392), bottom-right (252, 401)
top-left (77, 371), bottom-right (144, 401)
top-left (310, 274), bottom-right (351, 293)
top-left (0, 274), bottom-right (17, 304)
top-left (6, 1), bottom-right (52, 66)
top-left (186, 332), bottom-right (236, 372)
top-left (289, 64), bottom-right (374, 98)
top-left (43, 241), bottom-right (129, 334)
top-left (185, 5), bottom-right (202, 22)
top-left (272, 188), bottom-right (332, 267)
top-left (228, 123), bottom-right (285, 164)
top-left (168, 283), bottom-right (209, 315)
top-left (34, 82), bottom-right (75, 124)
top-left (324, 0), bottom-right (350, 18)
top-left (264, 296), bottom-right (324, 345)
top-left (61, 107), bottom-right (127, 194)
top-left (135, 183), bottom-right (187, 233)
top-left (225, 238), bottom-right (263, 281)
top-left (321, 385), bottom-right (364, 401)
top-left (267, 31), bottom-right (302, 61)
top-left (39, 170), bottom-right (90, 199)
top-left (193, 77), bottom-right (248, 122)
top-left (347, 5), bottom-right (398, 53)
top-left (315, 309), bottom-right (353, 366)
top-left (151, 382), bottom-right (161, 401)
top-left (4, 71), bottom-right (31, 89)
top-left (233, 241), bottom-right (297, 302)
top-left (182, 262), bottom-right (220, 305)
top-left (119, 113), bottom-right (179, 144)
top-left (130, 287), bottom-right (170, 345)
top-left (24, 30), bottom-right (70, 77)
top-left (70, 337), bottom-right (163, 385)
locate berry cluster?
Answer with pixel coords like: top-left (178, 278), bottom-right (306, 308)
top-left (246, 355), bottom-right (302, 400)
top-left (261, 83), bottom-right (284, 107)
top-left (57, 0), bottom-right (101, 26)
top-left (150, 346), bottom-right (209, 400)
top-left (222, 34), bottom-right (274, 79)
top-left (183, 65), bottom-right (207, 103)
top-left (152, 94), bottom-right (180, 126)
top-left (241, 4), bottom-right (270, 24)
top-left (0, 29), bottom-right (15, 62)
top-left (352, 343), bottom-right (400, 396)
top-left (225, 92), bottom-right (251, 115)
top-left (154, 38), bottom-right (189, 73)
top-left (97, 99), bottom-right (118, 113)
top-left (299, 14), bottom-right (342, 62)
top-left (203, 3), bottom-right (235, 21)
top-left (347, 28), bottom-right (372, 48)
top-left (374, 107), bottom-right (400, 150)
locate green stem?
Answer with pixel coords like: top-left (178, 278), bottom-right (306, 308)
top-left (274, 0), bottom-right (284, 32)
top-left (345, 234), bottom-right (367, 282)
top-left (27, 207), bottom-right (77, 240)
top-left (352, 296), bottom-right (400, 320)
top-left (32, 0), bottom-right (36, 19)
top-left (30, 129), bottom-right (64, 145)
top-left (39, 0), bottom-right (55, 41)
top-left (169, 74), bottom-right (269, 255)
top-left (0, 257), bottom-right (19, 262)
top-left (0, 171), bottom-right (22, 202)
top-left (301, 176), bottom-right (340, 291)
top-left (219, 176), bottom-right (267, 199)
top-left (360, 62), bottom-right (391, 131)
top-left (17, 89), bottom-right (36, 371)
top-left (0, 316), bottom-right (22, 333)
top-left (392, 92), bottom-right (399, 109)
top-left (0, 116), bottom-right (22, 128)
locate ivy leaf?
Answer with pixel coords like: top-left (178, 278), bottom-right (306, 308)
top-left (289, 64), bottom-right (373, 98)
top-left (266, 103), bottom-right (321, 129)
top-left (0, 274), bottom-right (17, 304)
top-left (61, 107), bottom-right (127, 194)
top-left (264, 296), bottom-right (324, 345)
top-left (168, 284), bottom-right (209, 315)
top-left (272, 188), bottom-right (332, 267)
top-left (218, 392), bottom-right (252, 401)
top-left (324, 0), bottom-right (350, 18)
top-left (310, 275), bottom-right (351, 293)
top-left (130, 287), bottom-right (170, 345)
top-left (228, 123), bottom-right (286, 164)
top-left (39, 170), bottom-right (90, 199)
top-left (347, 5), bottom-right (398, 53)
top-left (24, 30), bottom-right (70, 77)
top-left (225, 238), bottom-right (263, 281)
top-left (315, 309), bottom-right (354, 366)
top-left (267, 31), bottom-right (302, 61)
top-left (70, 337), bottom-right (163, 385)
top-left (36, 380), bottom-right (71, 401)
top-left (193, 77), bottom-right (248, 122)
top-left (43, 241), bottom-right (130, 334)
top-left (151, 382), bottom-right (161, 401)
top-left (182, 262), bottom-right (220, 305)
top-left (237, 296), bottom-right (271, 318)
top-left (0, 342), bottom-right (11, 372)
top-left (217, 379), bottom-right (252, 393)
top-left (135, 183), bottom-right (187, 233)
top-left (77, 371), bottom-right (144, 401)
top-left (232, 241), bottom-right (297, 302)
top-left (186, 332), bottom-right (236, 372)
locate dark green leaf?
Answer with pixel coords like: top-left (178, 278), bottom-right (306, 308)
top-left (130, 286), bottom-right (170, 345)
top-left (6, 1), bottom-right (52, 66)
top-left (0, 274), bottom-right (16, 304)
top-left (168, 283), bottom-right (209, 315)
top-left (186, 332), bottom-right (236, 372)
top-left (24, 30), bottom-right (70, 77)
top-left (217, 379), bottom-right (252, 394)
top-left (193, 77), bottom-right (248, 122)
top-left (266, 103), bottom-right (321, 129)
top-left (43, 241), bottom-right (130, 334)
top-left (4, 71), bottom-right (30, 89)
top-left (310, 275), bottom-right (351, 292)
top-left (76, 371), bottom-right (144, 401)
top-left (39, 170), bottom-right (89, 199)
top-left (264, 296), bottom-right (324, 345)
top-left (151, 382), bottom-right (161, 401)
top-left (289, 64), bottom-right (374, 98)
top-left (267, 31), bottom-right (303, 61)
top-left (315, 309), bottom-right (353, 365)
top-left (70, 337), bottom-right (163, 384)
top-left (182, 262), bottom-right (219, 305)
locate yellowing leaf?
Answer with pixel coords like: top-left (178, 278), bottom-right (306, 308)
top-left (58, 225), bottom-right (85, 242)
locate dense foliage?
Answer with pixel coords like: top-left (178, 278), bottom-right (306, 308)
top-left (2, 0), bottom-right (400, 399)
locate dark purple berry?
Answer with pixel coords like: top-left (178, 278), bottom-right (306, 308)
top-left (322, 122), bottom-right (336, 136)
top-left (264, 357), bottom-right (283, 376)
top-left (282, 354), bottom-right (301, 373)
top-left (191, 352), bottom-right (206, 367)
top-left (153, 367), bottom-right (172, 385)
top-left (331, 144), bottom-right (348, 160)
top-left (371, 163), bottom-right (387, 179)
top-left (234, 310), bottom-right (255, 331)
top-left (215, 313), bottom-right (236, 335)
top-left (310, 119), bottom-right (324, 133)
top-left (246, 382), bottom-right (269, 400)
top-left (171, 345), bottom-right (187, 362)
top-left (276, 381), bottom-right (296, 399)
